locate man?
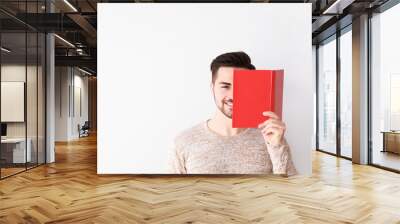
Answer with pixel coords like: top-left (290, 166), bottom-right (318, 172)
top-left (169, 51), bottom-right (297, 176)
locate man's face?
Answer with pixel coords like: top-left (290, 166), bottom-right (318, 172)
top-left (211, 66), bottom-right (242, 119)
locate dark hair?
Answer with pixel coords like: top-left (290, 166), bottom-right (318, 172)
top-left (210, 51), bottom-right (255, 83)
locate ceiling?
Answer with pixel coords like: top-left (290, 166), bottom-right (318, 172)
top-left (0, 0), bottom-right (394, 75)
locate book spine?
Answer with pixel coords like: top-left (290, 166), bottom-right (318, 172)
top-left (273, 70), bottom-right (284, 119)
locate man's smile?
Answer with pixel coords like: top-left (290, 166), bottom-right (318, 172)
top-left (224, 100), bottom-right (233, 107)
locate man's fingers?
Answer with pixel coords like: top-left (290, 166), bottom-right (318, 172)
top-left (262, 127), bottom-right (283, 136)
top-left (262, 111), bottom-right (279, 120)
top-left (258, 118), bottom-right (277, 128)
top-left (258, 111), bottom-right (281, 128)
top-left (258, 119), bottom-right (285, 129)
top-left (262, 124), bottom-right (284, 131)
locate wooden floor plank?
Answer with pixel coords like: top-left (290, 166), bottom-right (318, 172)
top-left (0, 134), bottom-right (400, 223)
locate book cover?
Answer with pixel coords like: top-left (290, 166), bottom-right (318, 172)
top-left (232, 69), bottom-right (284, 128)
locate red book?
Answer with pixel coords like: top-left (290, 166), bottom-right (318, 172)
top-left (232, 69), bottom-right (284, 128)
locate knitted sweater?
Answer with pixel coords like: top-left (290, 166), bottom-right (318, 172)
top-left (169, 121), bottom-right (297, 175)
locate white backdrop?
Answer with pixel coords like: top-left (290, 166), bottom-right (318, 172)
top-left (98, 3), bottom-right (313, 175)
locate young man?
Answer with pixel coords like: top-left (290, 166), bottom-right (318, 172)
top-left (169, 51), bottom-right (297, 176)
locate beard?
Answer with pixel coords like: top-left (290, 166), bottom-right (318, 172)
top-left (217, 98), bottom-right (233, 119)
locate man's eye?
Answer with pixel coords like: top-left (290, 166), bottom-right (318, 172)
top-left (221, 86), bottom-right (229, 89)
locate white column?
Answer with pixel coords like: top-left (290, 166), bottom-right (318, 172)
top-left (46, 1), bottom-right (56, 163)
top-left (46, 33), bottom-right (55, 163)
top-left (352, 14), bottom-right (369, 164)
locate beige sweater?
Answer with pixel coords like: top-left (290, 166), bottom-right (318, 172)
top-left (169, 121), bottom-right (297, 175)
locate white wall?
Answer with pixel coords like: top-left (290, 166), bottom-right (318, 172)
top-left (1, 65), bottom-right (26, 126)
top-left (1, 65), bottom-right (42, 138)
top-left (55, 67), bottom-right (69, 141)
top-left (55, 67), bottom-right (89, 141)
top-left (98, 3), bottom-right (313, 175)
top-left (72, 72), bottom-right (89, 138)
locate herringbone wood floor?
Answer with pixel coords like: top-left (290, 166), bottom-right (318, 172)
top-left (1, 134), bottom-right (400, 224)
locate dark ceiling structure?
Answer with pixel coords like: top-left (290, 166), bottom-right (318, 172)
top-left (0, 0), bottom-right (394, 76)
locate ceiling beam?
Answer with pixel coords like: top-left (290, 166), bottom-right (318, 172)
top-left (322, 0), bottom-right (356, 14)
top-left (55, 55), bottom-right (96, 69)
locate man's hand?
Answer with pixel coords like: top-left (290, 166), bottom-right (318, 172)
top-left (257, 111), bottom-right (286, 147)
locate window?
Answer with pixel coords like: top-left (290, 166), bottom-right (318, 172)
top-left (370, 2), bottom-right (400, 171)
top-left (318, 36), bottom-right (337, 154)
top-left (339, 28), bottom-right (352, 158)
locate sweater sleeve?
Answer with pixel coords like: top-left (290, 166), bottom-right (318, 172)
top-left (168, 140), bottom-right (187, 174)
top-left (265, 139), bottom-right (297, 176)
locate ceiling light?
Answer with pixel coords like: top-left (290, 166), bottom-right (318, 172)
top-left (78, 67), bottom-right (93, 76)
top-left (54, 34), bottom-right (75, 48)
top-left (1, 47), bottom-right (11, 53)
top-left (63, 0), bottom-right (78, 12)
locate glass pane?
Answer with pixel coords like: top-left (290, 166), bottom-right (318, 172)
top-left (27, 31), bottom-right (38, 169)
top-left (371, 3), bottom-right (400, 171)
top-left (340, 29), bottom-right (352, 158)
top-left (1, 32), bottom-right (27, 177)
top-left (0, 1), bottom-right (46, 178)
top-left (318, 37), bottom-right (337, 154)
